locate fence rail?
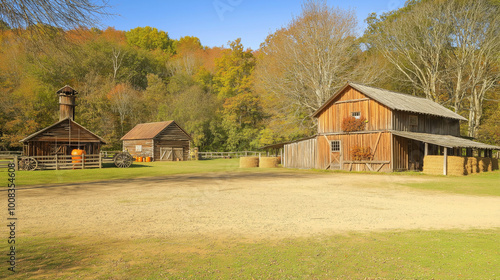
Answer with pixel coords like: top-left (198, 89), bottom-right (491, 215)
top-left (5, 154), bottom-right (102, 171)
top-left (198, 151), bottom-right (261, 159)
top-left (0, 152), bottom-right (21, 169)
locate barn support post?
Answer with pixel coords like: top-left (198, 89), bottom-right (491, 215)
top-left (13, 156), bottom-right (18, 171)
top-left (443, 147), bottom-right (448, 176)
top-left (424, 143), bottom-right (428, 156)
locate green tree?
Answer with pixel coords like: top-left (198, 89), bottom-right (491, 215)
top-left (125, 26), bottom-right (175, 53)
top-left (212, 38), bottom-right (255, 100)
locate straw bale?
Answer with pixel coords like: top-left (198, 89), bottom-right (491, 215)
top-left (240, 157), bottom-right (259, 168)
top-left (478, 158), bottom-right (491, 172)
top-left (259, 157), bottom-right (279, 168)
top-left (423, 155), bottom-right (466, 176)
top-left (467, 157), bottom-right (478, 174)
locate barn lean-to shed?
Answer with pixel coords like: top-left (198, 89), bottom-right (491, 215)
top-left (121, 121), bottom-right (192, 161)
top-left (278, 82), bottom-right (500, 173)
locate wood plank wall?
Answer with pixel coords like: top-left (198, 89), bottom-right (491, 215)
top-left (317, 88), bottom-right (392, 133)
top-left (392, 135), bottom-right (408, 171)
top-left (393, 111), bottom-right (460, 136)
top-left (283, 138), bottom-right (317, 169)
top-left (23, 141), bottom-right (101, 156)
top-left (30, 120), bottom-right (101, 142)
top-left (316, 132), bottom-right (392, 171)
top-left (123, 139), bottom-right (154, 158)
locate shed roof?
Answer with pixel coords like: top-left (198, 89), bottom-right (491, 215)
top-left (120, 121), bottom-right (191, 140)
top-left (391, 130), bottom-right (500, 150)
top-left (20, 118), bottom-right (106, 143)
top-left (313, 82), bottom-right (467, 121)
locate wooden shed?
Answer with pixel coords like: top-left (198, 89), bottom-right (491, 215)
top-left (280, 82), bottom-right (500, 172)
top-left (20, 85), bottom-right (106, 156)
top-left (121, 121), bottom-right (191, 161)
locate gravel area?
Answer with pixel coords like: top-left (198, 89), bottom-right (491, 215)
top-left (15, 172), bottom-right (500, 239)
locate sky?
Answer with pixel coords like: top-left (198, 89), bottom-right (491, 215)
top-left (101, 0), bottom-right (405, 50)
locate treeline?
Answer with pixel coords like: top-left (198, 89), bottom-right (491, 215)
top-left (0, 0), bottom-right (498, 152)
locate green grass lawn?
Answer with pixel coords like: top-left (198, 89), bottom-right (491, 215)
top-left (2, 229), bottom-right (499, 279)
top-left (402, 171), bottom-right (500, 196)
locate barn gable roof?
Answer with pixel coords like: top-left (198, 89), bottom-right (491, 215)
top-left (312, 82), bottom-right (467, 121)
top-left (20, 118), bottom-right (106, 143)
top-left (120, 121), bottom-right (192, 141)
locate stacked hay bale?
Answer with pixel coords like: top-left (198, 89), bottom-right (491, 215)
top-left (466, 157), bottom-right (478, 174)
top-left (478, 157), bottom-right (491, 172)
top-left (447, 156), bottom-right (466, 176)
top-left (259, 157), bottom-right (280, 168)
top-left (239, 157), bottom-right (259, 168)
top-left (423, 156), bottom-right (443, 175)
top-left (423, 155), bottom-right (466, 176)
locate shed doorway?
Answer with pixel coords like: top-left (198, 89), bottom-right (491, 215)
top-left (160, 147), bottom-right (184, 161)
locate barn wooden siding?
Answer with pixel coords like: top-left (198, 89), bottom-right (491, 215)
top-left (123, 139), bottom-right (154, 158)
top-left (316, 132), bottom-right (393, 171)
top-left (22, 120), bottom-right (103, 156)
top-left (392, 135), bottom-right (408, 171)
top-left (283, 138), bottom-right (317, 169)
top-left (121, 121), bottom-right (191, 161)
top-left (392, 111), bottom-right (460, 136)
top-left (317, 88), bottom-right (393, 133)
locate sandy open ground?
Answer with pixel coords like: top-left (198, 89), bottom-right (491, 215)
top-left (16, 172), bottom-right (500, 239)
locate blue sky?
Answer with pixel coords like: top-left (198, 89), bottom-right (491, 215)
top-left (102, 0), bottom-right (405, 50)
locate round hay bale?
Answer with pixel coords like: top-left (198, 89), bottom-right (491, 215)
top-left (259, 157), bottom-right (279, 168)
top-left (240, 157), bottom-right (259, 168)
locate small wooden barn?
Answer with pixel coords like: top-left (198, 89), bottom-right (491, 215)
top-left (121, 121), bottom-right (191, 161)
top-left (20, 86), bottom-right (106, 156)
top-left (279, 82), bottom-right (499, 172)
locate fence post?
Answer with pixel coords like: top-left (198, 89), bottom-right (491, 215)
top-left (99, 152), bottom-right (102, 168)
top-left (82, 153), bottom-right (85, 169)
top-left (55, 154), bottom-right (59, 170)
top-left (14, 155), bottom-right (18, 171)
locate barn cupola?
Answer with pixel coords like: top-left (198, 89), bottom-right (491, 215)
top-left (56, 85), bottom-right (78, 121)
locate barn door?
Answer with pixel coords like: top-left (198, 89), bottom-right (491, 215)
top-left (173, 148), bottom-right (184, 161)
top-left (160, 147), bottom-right (173, 161)
top-left (327, 140), bottom-right (342, 170)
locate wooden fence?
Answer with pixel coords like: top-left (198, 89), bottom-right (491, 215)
top-left (18, 154), bottom-right (102, 170)
top-left (0, 151), bottom-right (22, 169)
top-left (198, 151), bottom-right (261, 159)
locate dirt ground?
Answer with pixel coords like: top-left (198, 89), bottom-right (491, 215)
top-left (16, 172), bottom-right (500, 239)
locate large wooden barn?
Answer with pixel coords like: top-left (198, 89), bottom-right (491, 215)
top-left (280, 82), bottom-right (499, 172)
top-left (121, 121), bottom-right (191, 161)
top-left (20, 86), bottom-right (106, 156)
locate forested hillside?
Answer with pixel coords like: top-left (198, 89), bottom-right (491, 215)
top-left (0, 0), bottom-right (498, 151)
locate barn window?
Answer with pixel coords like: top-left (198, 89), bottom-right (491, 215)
top-left (135, 145), bottom-right (142, 152)
top-left (351, 111), bottom-right (361, 119)
top-left (409, 115), bottom-right (418, 126)
top-left (330, 140), bottom-right (341, 152)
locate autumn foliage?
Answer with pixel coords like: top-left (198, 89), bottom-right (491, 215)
top-left (350, 145), bottom-right (372, 161)
top-left (341, 116), bottom-right (366, 132)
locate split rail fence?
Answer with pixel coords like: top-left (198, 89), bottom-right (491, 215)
top-left (197, 151), bottom-right (260, 159)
